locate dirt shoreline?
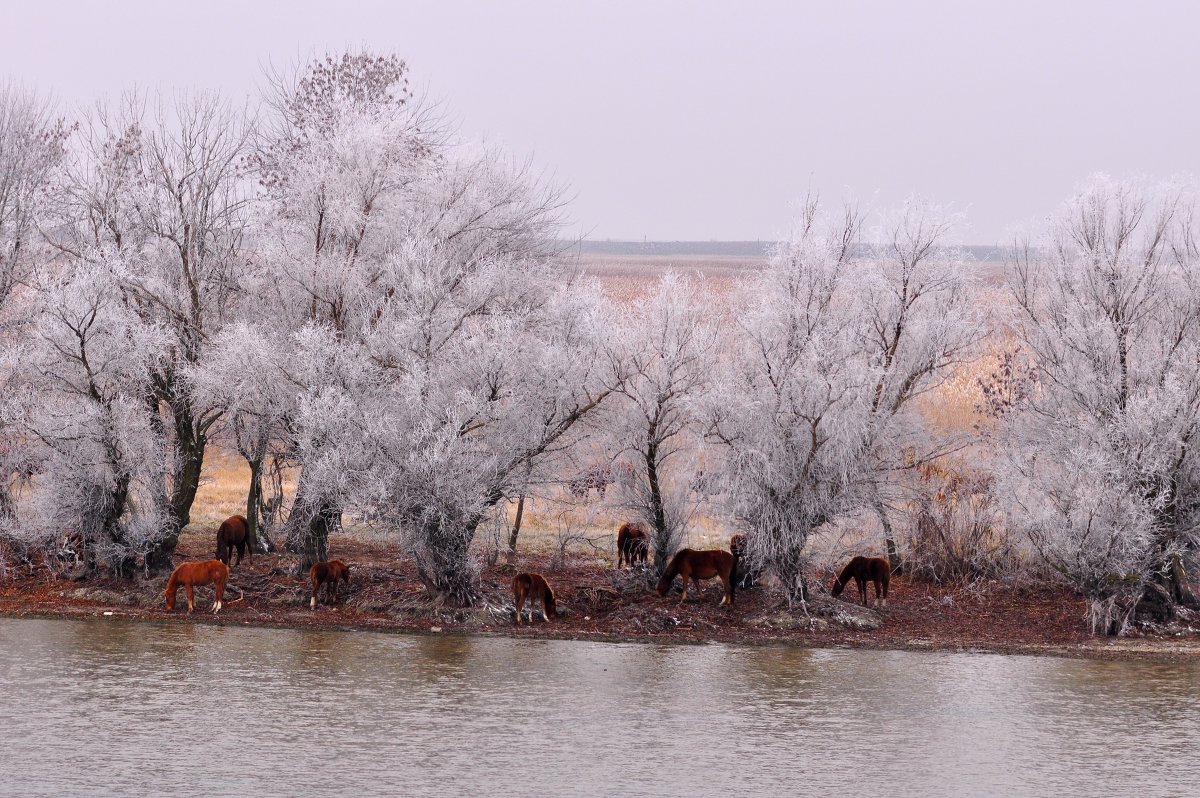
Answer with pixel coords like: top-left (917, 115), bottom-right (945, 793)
top-left (4, 537), bottom-right (1199, 663)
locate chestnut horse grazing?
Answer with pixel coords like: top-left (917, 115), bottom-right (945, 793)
top-left (513, 572), bottom-right (558, 625)
top-left (656, 549), bottom-right (737, 605)
top-left (616, 522), bottom-right (649, 569)
top-left (309, 560), bottom-right (351, 609)
top-left (830, 556), bottom-right (891, 607)
top-left (215, 514), bottom-right (252, 567)
top-left (164, 560), bottom-right (230, 614)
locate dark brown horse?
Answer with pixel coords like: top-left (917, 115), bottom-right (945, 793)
top-left (309, 560), bottom-right (351, 609)
top-left (830, 556), bottom-right (891, 607)
top-left (164, 560), bottom-right (230, 614)
top-left (656, 549), bottom-right (737, 605)
top-left (728, 533), bottom-right (764, 589)
top-left (616, 522), bottom-right (649, 569)
top-left (513, 572), bottom-right (558, 625)
top-left (215, 514), bottom-right (252, 567)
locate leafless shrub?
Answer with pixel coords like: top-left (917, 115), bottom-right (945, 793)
top-left (902, 462), bottom-right (1018, 583)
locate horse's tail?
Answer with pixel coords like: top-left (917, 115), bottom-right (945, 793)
top-left (728, 548), bottom-right (739, 603)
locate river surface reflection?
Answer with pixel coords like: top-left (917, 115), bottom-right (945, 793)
top-left (1, 617), bottom-right (1198, 796)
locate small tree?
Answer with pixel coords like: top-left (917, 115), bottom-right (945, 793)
top-left (252, 51), bottom-right (441, 571)
top-left (712, 198), bottom-right (979, 603)
top-left (999, 175), bottom-right (1200, 634)
top-left (50, 91), bottom-right (253, 571)
top-left (0, 85), bottom-right (70, 528)
top-left (615, 272), bottom-right (718, 573)
top-left (20, 258), bottom-right (169, 575)
top-left (187, 322), bottom-right (296, 552)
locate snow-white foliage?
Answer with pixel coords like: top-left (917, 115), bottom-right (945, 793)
top-left (0, 85), bottom-right (68, 307)
top-left (45, 90), bottom-right (253, 553)
top-left (713, 198), bottom-right (980, 601)
top-left (613, 272), bottom-right (720, 570)
top-left (247, 52), bottom-right (618, 600)
top-left (998, 175), bottom-right (1200, 633)
top-left (18, 257), bottom-right (169, 571)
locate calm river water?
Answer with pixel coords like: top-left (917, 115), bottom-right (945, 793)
top-left (1, 617), bottom-right (1198, 797)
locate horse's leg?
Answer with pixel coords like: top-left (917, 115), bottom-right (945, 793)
top-left (515, 589), bottom-right (525, 626)
top-left (214, 577), bottom-right (224, 614)
top-left (678, 578), bottom-right (688, 605)
top-left (186, 584), bottom-right (195, 613)
top-left (310, 576), bottom-right (319, 610)
top-left (720, 573), bottom-right (732, 605)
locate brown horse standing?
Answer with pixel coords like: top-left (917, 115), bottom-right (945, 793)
top-left (215, 514), bottom-right (252, 567)
top-left (616, 522), bottom-right (649, 569)
top-left (164, 560), bottom-right (230, 614)
top-left (513, 572), bottom-right (558, 625)
top-left (830, 556), bottom-right (891, 607)
top-left (309, 560), bottom-right (351, 609)
top-left (656, 549), bottom-right (737, 605)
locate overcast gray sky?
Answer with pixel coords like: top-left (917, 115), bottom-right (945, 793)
top-left (3, 0), bottom-right (1197, 243)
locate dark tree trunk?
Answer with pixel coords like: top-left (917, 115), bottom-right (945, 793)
top-left (103, 474), bottom-right (137, 578)
top-left (242, 445), bottom-right (273, 554)
top-left (168, 407), bottom-right (207, 534)
top-left (504, 493), bottom-right (527, 566)
top-left (145, 394), bottom-right (213, 574)
top-left (645, 448), bottom-right (671, 577)
top-left (873, 499), bottom-right (903, 575)
top-left (413, 517), bottom-right (478, 607)
top-left (289, 499), bottom-right (337, 575)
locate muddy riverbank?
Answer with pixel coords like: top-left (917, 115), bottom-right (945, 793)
top-left (4, 535), bottom-right (1199, 661)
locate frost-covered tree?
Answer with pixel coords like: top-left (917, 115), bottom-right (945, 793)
top-left (342, 252), bottom-right (621, 605)
top-left (250, 51), bottom-right (607, 593)
top-left (187, 321), bottom-right (295, 551)
top-left (999, 175), bottom-right (1200, 634)
top-left (712, 198), bottom-right (980, 603)
top-left (19, 258), bottom-right (169, 574)
top-left (250, 51), bottom-right (443, 569)
top-left (615, 272), bottom-right (719, 573)
top-left (50, 92), bottom-right (252, 570)
top-left (0, 85), bottom-right (70, 526)
top-left (860, 200), bottom-right (984, 568)
top-left (0, 85), bottom-right (70, 306)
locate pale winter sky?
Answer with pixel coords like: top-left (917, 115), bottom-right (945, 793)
top-left (3, 0), bottom-right (1197, 243)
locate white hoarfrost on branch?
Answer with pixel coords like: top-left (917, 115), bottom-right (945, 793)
top-left (998, 175), bottom-right (1200, 634)
top-left (614, 271), bottom-right (719, 573)
top-left (19, 258), bottom-right (170, 574)
top-left (712, 198), bottom-right (980, 603)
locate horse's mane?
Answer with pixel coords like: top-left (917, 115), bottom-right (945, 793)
top-left (835, 559), bottom-right (856, 586)
top-left (661, 549), bottom-right (694, 583)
